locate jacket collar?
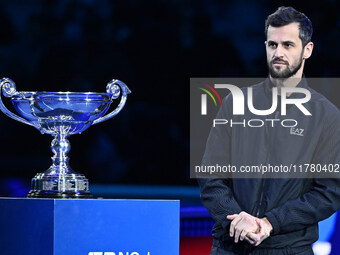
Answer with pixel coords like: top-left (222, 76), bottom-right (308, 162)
top-left (264, 75), bottom-right (309, 99)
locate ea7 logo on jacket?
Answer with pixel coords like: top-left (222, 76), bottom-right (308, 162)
top-left (290, 127), bottom-right (304, 136)
top-left (201, 84), bottom-right (312, 116)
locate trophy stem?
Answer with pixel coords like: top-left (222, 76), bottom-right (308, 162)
top-left (50, 134), bottom-right (72, 174)
top-left (27, 134), bottom-right (92, 198)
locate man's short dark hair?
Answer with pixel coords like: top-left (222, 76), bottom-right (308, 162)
top-left (265, 6), bottom-right (313, 47)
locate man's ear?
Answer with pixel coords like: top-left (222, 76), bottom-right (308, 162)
top-left (303, 42), bottom-right (314, 59)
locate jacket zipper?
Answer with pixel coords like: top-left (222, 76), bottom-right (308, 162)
top-left (255, 110), bottom-right (279, 217)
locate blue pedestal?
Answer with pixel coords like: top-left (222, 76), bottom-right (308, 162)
top-left (0, 198), bottom-right (179, 255)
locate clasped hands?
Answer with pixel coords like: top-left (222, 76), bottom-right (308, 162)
top-left (227, 211), bottom-right (273, 246)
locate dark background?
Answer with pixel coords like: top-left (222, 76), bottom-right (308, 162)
top-left (0, 0), bottom-right (339, 196)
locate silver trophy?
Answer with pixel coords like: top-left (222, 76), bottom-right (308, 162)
top-left (0, 78), bottom-right (131, 198)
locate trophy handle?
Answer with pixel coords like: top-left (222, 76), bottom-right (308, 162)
top-left (93, 79), bottom-right (131, 125)
top-left (0, 78), bottom-right (34, 126)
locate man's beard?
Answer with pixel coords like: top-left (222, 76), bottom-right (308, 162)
top-left (268, 51), bottom-right (304, 79)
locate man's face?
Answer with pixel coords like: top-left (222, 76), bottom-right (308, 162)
top-left (266, 22), bottom-right (305, 79)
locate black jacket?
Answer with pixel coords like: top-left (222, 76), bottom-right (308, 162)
top-left (198, 78), bottom-right (340, 252)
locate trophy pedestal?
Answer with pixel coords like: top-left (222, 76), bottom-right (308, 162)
top-left (27, 172), bottom-right (92, 198)
top-left (27, 190), bottom-right (92, 198)
top-left (0, 197), bottom-right (179, 255)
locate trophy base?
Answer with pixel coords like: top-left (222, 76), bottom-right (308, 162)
top-left (27, 172), bottom-right (92, 199)
top-left (27, 190), bottom-right (92, 199)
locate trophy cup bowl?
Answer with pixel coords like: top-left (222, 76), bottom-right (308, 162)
top-left (0, 78), bottom-right (131, 198)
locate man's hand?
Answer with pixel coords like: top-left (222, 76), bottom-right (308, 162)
top-left (227, 211), bottom-right (260, 243)
top-left (245, 217), bottom-right (273, 246)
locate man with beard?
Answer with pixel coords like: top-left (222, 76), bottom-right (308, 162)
top-left (198, 6), bottom-right (340, 255)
